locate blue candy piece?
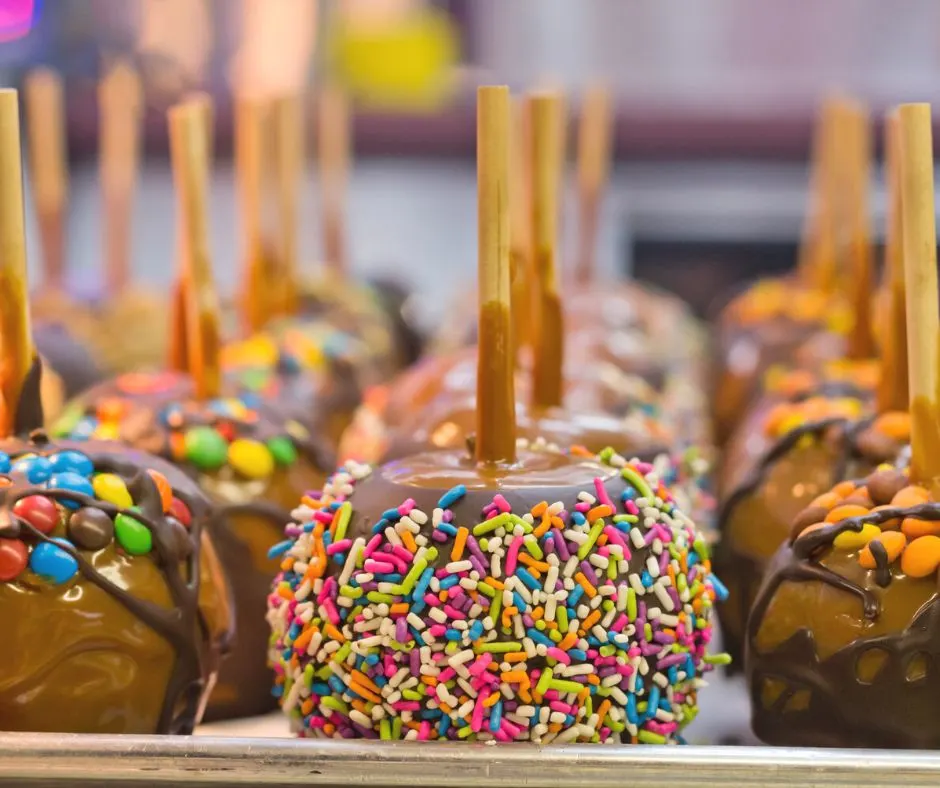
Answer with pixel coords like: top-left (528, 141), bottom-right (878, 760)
top-left (0, 452), bottom-right (9, 473)
top-left (12, 456), bottom-right (53, 483)
top-left (48, 450), bottom-right (94, 476)
top-left (30, 539), bottom-right (79, 584)
top-left (47, 472), bottom-right (95, 509)
top-left (71, 417), bottom-right (98, 441)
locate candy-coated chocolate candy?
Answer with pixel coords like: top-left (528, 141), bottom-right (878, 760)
top-left (29, 538), bottom-right (79, 584)
top-left (147, 470), bottom-right (173, 513)
top-left (12, 456), bottom-right (53, 484)
top-left (13, 495), bottom-right (60, 534)
top-left (114, 511), bottom-right (153, 555)
top-left (267, 436), bottom-right (297, 465)
top-left (68, 507), bottom-right (115, 551)
top-left (47, 472), bottom-right (95, 510)
top-left (0, 452), bottom-right (10, 474)
top-left (184, 426), bottom-right (228, 471)
top-left (0, 538), bottom-right (28, 581)
top-left (168, 497), bottom-right (191, 528)
top-left (48, 450), bottom-right (94, 476)
top-left (228, 438), bottom-right (274, 479)
top-left (92, 473), bottom-right (133, 509)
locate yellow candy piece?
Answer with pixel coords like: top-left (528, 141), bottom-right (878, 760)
top-left (774, 413), bottom-right (807, 438)
top-left (833, 523), bottom-right (881, 551)
top-left (228, 438), bottom-right (274, 480)
top-left (92, 473), bottom-right (134, 509)
top-left (94, 423), bottom-right (121, 441)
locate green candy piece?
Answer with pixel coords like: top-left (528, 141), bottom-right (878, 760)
top-left (115, 511), bottom-right (153, 555)
top-left (50, 404), bottom-right (83, 437)
top-left (184, 426), bottom-right (229, 470)
top-left (238, 368), bottom-right (270, 392)
top-left (267, 436), bottom-right (298, 465)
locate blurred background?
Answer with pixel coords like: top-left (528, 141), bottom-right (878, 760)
top-left (2, 0), bottom-right (939, 320)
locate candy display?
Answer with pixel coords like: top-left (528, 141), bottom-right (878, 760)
top-left (0, 88), bottom-right (232, 734)
top-left (268, 87), bottom-right (727, 744)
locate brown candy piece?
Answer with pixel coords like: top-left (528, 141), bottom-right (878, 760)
top-left (67, 507), bottom-right (115, 550)
top-left (866, 469), bottom-right (908, 506)
top-left (790, 505), bottom-right (829, 541)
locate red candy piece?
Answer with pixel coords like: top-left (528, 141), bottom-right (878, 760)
top-left (216, 421), bottom-right (236, 442)
top-left (147, 470), bottom-right (174, 513)
top-left (169, 497), bottom-right (192, 528)
top-left (14, 495), bottom-right (60, 534)
top-left (0, 538), bottom-right (28, 581)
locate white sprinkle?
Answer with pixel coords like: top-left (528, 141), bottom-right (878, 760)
top-left (428, 607), bottom-right (448, 624)
top-left (589, 554), bottom-right (609, 570)
top-left (407, 613), bottom-right (426, 631)
top-left (410, 509), bottom-right (429, 525)
top-left (446, 560), bottom-right (473, 574)
top-left (659, 614), bottom-right (680, 627)
top-left (630, 529), bottom-right (645, 549)
top-left (548, 502), bottom-right (565, 516)
top-left (432, 508), bottom-right (444, 527)
top-left (384, 527), bottom-right (403, 546)
top-left (646, 556), bottom-right (660, 578)
top-left (565, 529), bottom-right (588, 544)
top-left (654, 583), bottom-right (674, 611)
top-left (609, 687), bottom-right (628, 705)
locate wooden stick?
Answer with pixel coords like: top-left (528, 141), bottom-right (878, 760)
top-left (876, 111), bottom-right (909, 414)
top-left (796, 99), bottom-right (836, 288)
top-left (574, 84), bottom-right (613, 285)
top-left (528, 91), bottom-right (566, 410)
top-left (475, 86), bottom-right (516, 466)
top-left (274, 93), bottom-right (303, 316)
top-left (509, 97), bottom-right (531, 359)
top-left (0, 90), bottom-right (36, 436)
top-left (99, 59), bottom-right (143, 297)
top-left (318, 82), bottom-right (350, 275)
top-left (235, 97), bottom-right (273, 333)
top-left (898, 103), bottom-right (940, 487)
top-left (843, 101), bottom-right (876, 359)
top-left (23, 68), bottom-right (67, 293)
top-left (169, 99), bottom-right (221, 399)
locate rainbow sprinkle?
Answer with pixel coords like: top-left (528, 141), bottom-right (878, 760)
top-left (267, 452), bottom-right (727, 744)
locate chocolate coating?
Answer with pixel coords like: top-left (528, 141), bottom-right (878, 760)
top-left (0, 432), bottom-right (232, 734)
top-left (747, 497), bottom-right (940, 748)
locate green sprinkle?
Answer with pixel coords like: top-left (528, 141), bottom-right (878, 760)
top-left (392, 717), bottom-right (403, 739)
top-left (489, 593), bottom-right (502, 622)
top-left (548, 629), bottom-right (562, 643)
top-left (601, 599), bottom-right (614, 612)
top-left (473, 512), bottom-right (511, 535)
top-left (607, 718), bottom-right (625, 733)
top-left (402, 689), bottom-right (422, 701)
top-left (613, 514), bottom-right (639, 524)
top-left (380, 718), bottom-right (392, 740)
top-left (704, 652), bottom-right (732, 665)
top-left (536, 667), bottom-right (554, 696)
top-left (550, 679), bottom-right (585, 694)
top-left (693, 537), bottom-right (710, 561)
top-left (607, 560), bottom-right (617, 581)
top-left (511, 514), bottom-right (533, 534)
top-left (677, 574), bottom-right (688, 593)
top-left (321, 696), bottom-right (348, 714)
top-left (644, 623), bottom-right (653, 642)
top-left (577, 520), bottom-right (606, 560)
top-left (334, 642), bottom-right (352, 664)
top-left (627, 589), bottom-right (637, 620)
top-left (479, 537), bottom-right (489, 551)
top-left (367, 592), bottom-right (394, 604)
top-left (333, 502), bottom-right (353, 542)
top-left (401, 556), bottom-right (429, 593)
top-left (620, 466), bottom-right (653, 500)
top-left (476, 582), bottom-right (496, 598)
top-left (638, 731), bottom-right (666, 744)
top-left (556, 607), bottom-right (569, 633)
top-left (524, 535), bottom-right (543, 559)
top-left (599, 644), bottom-right (616, 657)
top-left (457, 726), bottom-right (474, 739)
top-left (478, 641), bottom-right (522, 653)
top-left (535, 619), bottom-right (547, 631)
top-left (445, 641), bottom-right (459, 655)
top-left (425, 546), bottom-right (439, 563)
top-left (340, 585), bottom-right (362, 599)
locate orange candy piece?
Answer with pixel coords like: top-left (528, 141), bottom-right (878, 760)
top-left (832, 481), bottom-right (858, 499)
top-left (872, 411), bottom-right (912, 442)
top-left (858, 531), bottom-right (907, 569)
top-left (870, 504), bottom-right (901, 531)
top-left (147, 470), bottom-right (174, 513)
top-left (900, 535), bottom-right (940, 578)
top-left (797, 522), bottom-right (828, 540)
top-left (901, 517), bottom-right (940, 539)
top-left (825, 504), bottom-right (870, 524)
top-left (810, 492), bottom-right (842, 510)
top-left (891, 486), bottom-right (930, 508)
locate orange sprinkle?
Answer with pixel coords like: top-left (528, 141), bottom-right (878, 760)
top-left (324, 623), bottom-right (345, 643)
top-left (401, 530), bottom-right (417, 554)
top-left (559, 632), bottom-right (578, 651)
top-left (483, 692), bottom-right (501, 708)
top-left (518, 553), bottom-right (550, 572)
top-left (501, 670), bottom-right (529, 684)
top-left (452, 527), bottom-right (469, 561)
top-left (504, 652), bottom-right (528, 663)
top-left (548, 722), bottom-right (563, 733)
top-left (439, 590), bottom-right (449, 602)
top-left (533, 514), bottom-right (553, 538)
top-left (485, 577), bottom-right (505, 590)
top-left (531, 501), bottom-right (548, 518)
top-left (352, 671), bottom-right (381, 694)
top-left (531, 606), bottom-right (544, 621)
top-left (351, 698), bottom-right (370, 715)
top-left (301, 697), bottom-right (316, 716)
top-left (293, 627), bottom-right (316, 652)
top-left (574, 572), bottom-right (598, 598)
top-left (280, 557), bottom-right (294, 572)
top-left (349, 681), bottom-right (382, 705)
top-left (323, 722), bottom-right (336, 736)
top-left (278, 585), bottom-right (293, 600)
top-left (587, 505), bottom-right (613, 522)
top-left (596, 699), bottom-right (611, 728)
top-left (580, 609), bottom-right (601, 634)
top-left (597, 534), bottom-right (608, 547)
top-left (390, 603), bottom-right (409, 616)
top-left (421, 675), bottom-right (438, 687)
top-left (438, 702), bottom-right (453, 715)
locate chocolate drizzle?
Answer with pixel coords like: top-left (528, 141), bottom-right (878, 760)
top-left (746, 500), bottom-right (940, 748)
top-left (0, 433), bottom-right (227, 733)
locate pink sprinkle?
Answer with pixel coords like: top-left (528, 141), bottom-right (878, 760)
top-left (471, 697), bottom-right (485, 732)
top-left (364, 559), bottom-right (395, 574)
top-left (550, 701), bottom-right (573, 714)
top-left (610, 614), bottom-right (628, 633)
top-left (326, 538), bottom-right (352, 556)
top-left (392, 545), bottom-right (415, 562)
top-left (501, 718), bottom-right (525, 737)
top-left (384, 655), bottom-right (397, 677)
top-left (543, 690), bottom-right (560, 702)
top-left (505, 536), bottom-right (523, 576)
top-left (438, 668), bottom-right (456, 683)
top-left (625, 500), bottom-right (640, 516)
top-left (603, 526), bottom-right (628, 550)
top-left (654, 524), bottom-right (672, 544)
top-left (492, 494), bottom-right (511, 513)
top-left (381, 552), bottom-right (409, 573)
top-left (317, 577), bottom-right (337, 604)
top-left (594, 477), bottom-right (615, 509)
top-left (546, 647), bottom-right (571, 665)
top-left (363, 534), bottom-right (383, 558)
top-left (322, 599), bottom-right (340, 626)
top-left (493, 728), bottom-right (511, 742)
top-left (468, 654), bottom-right (492, 676)
top-left (428, 624), bottom-right (446, 637)
top-left (313, 510), bottom-right (334, 524)
top-left (418, 721), bottom-right (431, 740)
top-left (309, 715), bottom-right (327, 727)
top-left (424, 593), bottom-right (440, 607)
top-left (398, 499), bottom-right (416, 516)
top-left (444, 604), bottom-right (466, 620)
top-left (574, 501), bottom-right (590, 513)
top-left (392, 701), bottom-right (421, 712)
top-left (616, 663), bottom-right (634, 676)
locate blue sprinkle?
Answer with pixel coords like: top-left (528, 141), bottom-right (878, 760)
top-left (312, 682), bottom-right (331, 695)
top-left (331, 552), bottom-right (346, 566)
top-left (445, 629), bottom-right (463, 642)
top-left (512, 591), bottom-right (527, 611)
top-left (437, 485), bottom-right (467, 509)
top-left (303, 521), bottom-right (316, 532)
top-left (412, 599), bottom-right (426, 615)
top-left (688, 553), bottom-right (698, 567)
top-left (586, 636), bottom-right (600, 647)
top-left (438, 716), bottom-right (451, 736)
top-left (46, 472), bottom-right (94, 509)
top-left (468, 620), bottom-right (484, 640)
top-left (647, 687), bottom-right (661, 721)
top-left (29, 539), bottom-right (79, 584)
top-left (622, 488), bottom-right (637, 500)
top-left (439, 574), bottom-right (459, 590)
top-left (409, 627), bottom-right (426, 646)
top-left (328, 676), bottom-right (346, 694)
top-left (48, 450), bottom-right (93, 476)
top-left (708, 573), bottom-right (730, 601)
top-left (365, 653), bottom-right (381, 666)
top-left (641, 571), bottom-right (654, 588)
top-left (626, 692), bottom-right (638, 724)
top-left (12, 456), bottom-right (53, 484)
top-left (0, 452), bottom-right (9, 473)
top-left (268, 540), bottom-right (293, 559)
top-left (371, 518), bottom-right (390, 535)
top-left (375, 676), bottom-right (388, 688)
top-left (569, 648), bottom-right (587, 661)
top-left (272, 684), bottom-right (284, 698)
top-left (516, 568), bottom-right (540, 591)
top-left (321, 532), bottom-right (332, 549)
top-left (569, 586), bottom-right (585, 607)
top-left (489, 699), bottom-right (503, 732)
top-left (667, 666), bottom-right (678, 685)
top-left (527, 628), bottom-right (552, 647)
top-left (571, 511), bottom-right (586, 525)
top-left (436, 523), bottom-right (458, 537)
top-left (381, 508), bottom-right (402, 522)
top-left (413, 567), bottom-right (434, 599)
